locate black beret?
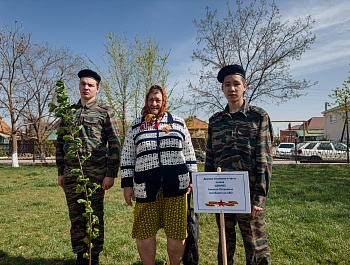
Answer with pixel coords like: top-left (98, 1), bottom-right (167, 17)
top-left (78, 69), bottom-right (101, 83)
top-left (217, 64), bottom-right (245, 83)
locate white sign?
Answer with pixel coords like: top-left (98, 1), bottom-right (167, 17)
top-left (192, 172), bottom-right (251, 213)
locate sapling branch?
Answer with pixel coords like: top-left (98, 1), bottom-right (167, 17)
top-left (50, 80), bottom-right (100, 265)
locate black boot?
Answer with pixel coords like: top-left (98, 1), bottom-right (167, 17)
top-left (75, 253), bottom-right (89, 265)
top-left (92, 253), bottom-right (99, 265)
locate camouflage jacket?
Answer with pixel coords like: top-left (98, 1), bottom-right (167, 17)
top-left (56, 99), bottom-right (121, 178)
top-left (205, 101), bottom-right (273, 207)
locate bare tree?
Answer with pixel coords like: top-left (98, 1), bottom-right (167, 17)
top-left (0, 22), bottom-right (33, 167)
top-left (89, 33), bottom-right (182, 142)
top-left (20, 42), bottom-right (83, 161)
top-left (188, 0), bottom-right (317, 115)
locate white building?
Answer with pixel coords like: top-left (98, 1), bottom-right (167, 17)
top-left (323, 105), bottom-right (350, 142)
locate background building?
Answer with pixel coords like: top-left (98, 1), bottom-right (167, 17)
top-left (185, 116), bottom-right (208, 150)
top-left (323, 106), bottom-right (350, 142)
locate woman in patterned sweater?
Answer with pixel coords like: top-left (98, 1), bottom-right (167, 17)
top-left (121, 84), bottom-right (197, 265)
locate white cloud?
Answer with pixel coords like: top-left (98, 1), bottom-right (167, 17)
top-left (278, 0), bottom-right (350, 75)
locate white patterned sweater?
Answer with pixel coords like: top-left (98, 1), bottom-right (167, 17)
top-left (121, 112), bottom-right (198, 202)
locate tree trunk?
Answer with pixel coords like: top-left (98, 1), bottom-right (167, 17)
top-left (11, 133), bottom-right (19, 167)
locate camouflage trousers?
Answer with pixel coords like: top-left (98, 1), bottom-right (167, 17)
top-left (215, 212), bottom-right (271, 265)
top-left (63, 167), bottom-right (106, 255)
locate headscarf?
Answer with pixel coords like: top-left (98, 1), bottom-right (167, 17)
top-left (140, 84), bottom-right (171, 132)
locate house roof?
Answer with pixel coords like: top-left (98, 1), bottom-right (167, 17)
top-left (290, 124), bottom-right (301, 130)
top-left (307, 117), bottom-right (324, 130)
top-left (0, 117), bottom-right (11, 135)
top-left (282, 117), bottom-right (324, 131)
top-left (322, 104), bottom-right (350, 114)
top-left (185, 116), bottom-right (208, 130)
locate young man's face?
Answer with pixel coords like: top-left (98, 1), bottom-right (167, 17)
top-left (79, 77), bottom-right (100, 102)
top-left (222, 74), bottom-right (247, 105)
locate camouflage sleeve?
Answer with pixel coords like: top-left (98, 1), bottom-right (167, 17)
top-left (55, 119), bottom-right (65, 176)
top-left (204, 122), bottom-right (215, 172)
top-left (252, 113), bottom-right (274, 207)
top-left (105, 109), bottom-right (121, 178)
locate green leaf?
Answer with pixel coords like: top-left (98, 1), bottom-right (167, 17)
top-left (63, 135), bottom-right (74, 141)
top-left (72, 126), bottom-right (83, 135)
top-left (77, 199), bottom-right (87, 204)
top-left (48, 103), bottom-right (57, 112)
top-left (76, 185), bottom-right (85, 193)
top-left (70, 168), bottom-right (81, 174)
top-left (85, 206), bottom-right (93, 214)
top-left (56, 127), bottom-right (67, 135)
top-left (65, 152), bottom-right (76, 159)
top-left (56, 80), bottom-right (65, 87)
top-left (77, 177), bottom-right (89, 185)
top-left (92, 215), bottom-right (99, 224)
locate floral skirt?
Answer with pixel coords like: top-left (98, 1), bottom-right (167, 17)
top-left (132, 189), bottom-right (187, 240)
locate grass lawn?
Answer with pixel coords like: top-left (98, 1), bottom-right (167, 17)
top-left (0, 163), bottom-right (349, 264)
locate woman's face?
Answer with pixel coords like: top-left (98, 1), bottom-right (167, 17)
top-left (147, 91), bottom-right (163, 115)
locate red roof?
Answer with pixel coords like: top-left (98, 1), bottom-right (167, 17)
top-left (0, 117), bottom-right (11, 135)
top-left (185, 116), bottom-right (208, 130)
top-left (307, 117), bottom-right (324, 130)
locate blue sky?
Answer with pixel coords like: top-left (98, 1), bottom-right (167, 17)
top-left (1, 0), bottom-right (350, 134)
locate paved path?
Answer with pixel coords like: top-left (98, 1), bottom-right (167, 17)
top-left (0, 158), bottom-right (56, 165)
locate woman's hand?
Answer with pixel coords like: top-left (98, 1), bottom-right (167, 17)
top-left (187, 183), bottom-right (192, 194)
top-left (124, 187), bottom-right (135, 206)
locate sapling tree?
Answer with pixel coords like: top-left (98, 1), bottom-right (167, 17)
top-left (49, 80), bottom-right (100, 265)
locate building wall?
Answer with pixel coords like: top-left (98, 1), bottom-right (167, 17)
top-left (324, 111), bottom-right (349, 142)
top-left (279, 130), bottom-right (296, 142)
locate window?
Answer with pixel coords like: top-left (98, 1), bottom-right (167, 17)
top-left (330, 114), bottom-right (337, 123)
top-left (317, 143), bottom-right (333, 151)
top-left (278, 143), bottom-right (294, 149)
top-left (334, 143), bottom-right (347, 151)
top-left (305, 143), bottom-right (316, 149)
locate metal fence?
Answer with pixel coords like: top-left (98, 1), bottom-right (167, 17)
top-left (0, 140), bottom-right (36, 158)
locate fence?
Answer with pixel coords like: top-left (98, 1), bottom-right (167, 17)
top-left (0, 140), bottom-right (36, 159)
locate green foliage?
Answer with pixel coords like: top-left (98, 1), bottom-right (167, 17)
top-left (0, 164), bottom-right (349, 264)
top-left (34, 139), bottom-right (56, 158)
top-left (0, 149), bottom-right (8, 157)
top-left (88, 33), bottom-right (182, 144)
top-left (48, 80), bottom-right (100, 263)
top-left (328, 73), bottom-right (350, 115)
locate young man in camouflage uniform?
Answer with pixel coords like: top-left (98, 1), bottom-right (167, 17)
top-left (56, 69), bottom-right (121, 265)
top-left (205, 65), bottom-right (273, 265)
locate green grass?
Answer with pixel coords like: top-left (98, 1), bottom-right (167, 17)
top-left (0, 163), bottom-right (349, 264)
